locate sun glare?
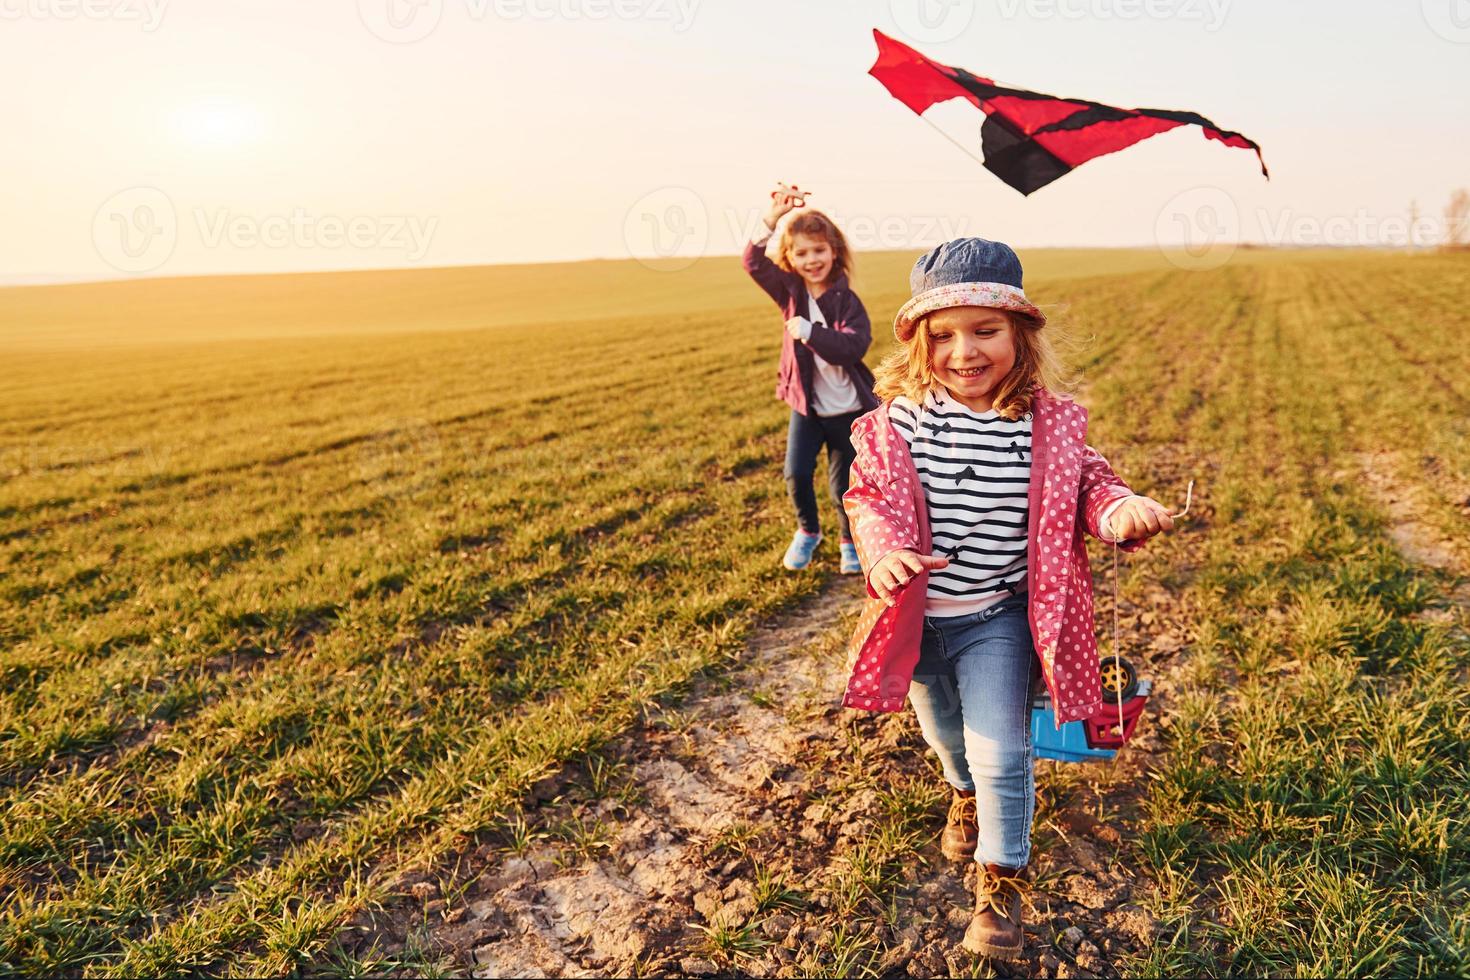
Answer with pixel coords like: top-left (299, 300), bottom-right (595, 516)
top-left (172, 100), bottom-right (265, 149)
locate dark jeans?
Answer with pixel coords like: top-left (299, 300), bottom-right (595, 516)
top-left (783, 409), bottom-right (860, 542)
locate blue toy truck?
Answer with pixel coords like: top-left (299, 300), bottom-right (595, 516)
top-left (1031, 655), bottom-right (1150, 762)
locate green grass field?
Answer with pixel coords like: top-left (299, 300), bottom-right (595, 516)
top-left (2, 247), bottom-right (1467, 976)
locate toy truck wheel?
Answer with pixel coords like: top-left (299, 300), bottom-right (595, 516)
top-left (1099, 657), bottom-right (1139, 704)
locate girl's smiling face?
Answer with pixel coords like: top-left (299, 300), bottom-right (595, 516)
top-left (787, 233), bottom-right (834, 287)
top-left (926, 306), bottom-right (1017, 412)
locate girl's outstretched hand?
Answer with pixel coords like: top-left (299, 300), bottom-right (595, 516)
top-left (763, 182), bottom-right (808, 229)
top-left (1106, 495), bottom-right (1175, 543)
top-left (871, 549), bottom-right (950, 607)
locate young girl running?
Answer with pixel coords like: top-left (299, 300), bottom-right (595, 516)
top-left (743, 183), bottom-right (877, 574)
top-left (841, 238), bottom-right (1174, 959)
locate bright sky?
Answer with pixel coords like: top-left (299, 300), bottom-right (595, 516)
top-left (2, 0), bottom-right (1466, 283)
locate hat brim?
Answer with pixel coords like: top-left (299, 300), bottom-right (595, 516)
top-left (894, 282), bottom-right (1046, 341)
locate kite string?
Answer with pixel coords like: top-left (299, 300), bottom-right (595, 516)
top-left (916, 113), bottom-right (991, 169)
top-left (1103, 506), bottom-right (1127, 750)
top-left (1105, 480), bottom-right (1194, 758)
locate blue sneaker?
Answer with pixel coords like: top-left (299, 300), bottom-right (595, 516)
top-left (782, 530), bottom-right (822, 570)
top-left (840, 541), bottom-right (862, 575)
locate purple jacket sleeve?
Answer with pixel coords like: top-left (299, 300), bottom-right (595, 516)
top-left (805, 292), bottom-right (873, 367)
top-left (741, 237), bottom-right (794, 310)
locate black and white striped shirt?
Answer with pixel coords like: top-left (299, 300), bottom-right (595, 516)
top-left (889, 390), bottom-right (1031, 618)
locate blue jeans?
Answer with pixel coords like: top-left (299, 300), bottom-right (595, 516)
top-left (908, 592), bottom-right (1035, 868)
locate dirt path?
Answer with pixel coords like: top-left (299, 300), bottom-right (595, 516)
top-left (336, 563), bottom-right (1201, 978)
top-left (331, 389), bottom-right (1465, 979)
top-left (1359, 450), bottom-right (1470, 616)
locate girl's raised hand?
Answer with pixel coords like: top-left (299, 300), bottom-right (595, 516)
top-left (1105, 495), bottom-right (1175, 543)
top-left (764, 182), bottom-right (809, 229)
top-left (871, 549), bottom-right (949, 608)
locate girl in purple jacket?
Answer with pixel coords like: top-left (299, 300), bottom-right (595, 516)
top-left (742, 183), bottom-right (879, 574)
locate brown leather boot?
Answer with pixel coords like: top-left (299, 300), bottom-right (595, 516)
top-left (940, 790), bottom-right (978, 861)
top-left (962, 863), bottom-right (1025, 959)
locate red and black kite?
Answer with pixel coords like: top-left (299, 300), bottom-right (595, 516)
top-left (868, 29), bottom-right (1268, 195)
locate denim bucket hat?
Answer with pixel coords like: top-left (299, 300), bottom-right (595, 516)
top-left (894, 238), bottom-right (1046, 341)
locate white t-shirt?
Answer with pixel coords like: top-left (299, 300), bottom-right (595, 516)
top-left (804, 290), bottom-right (863, 417)
top-left (747, 223), bottom-right (862, 417)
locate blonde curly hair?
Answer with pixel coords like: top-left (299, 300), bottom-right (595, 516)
top-left (872, 309), bottom-right (1075, 419)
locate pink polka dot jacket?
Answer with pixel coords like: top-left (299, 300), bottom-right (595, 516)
top-left (841, 389), bottom-right (1143, 726)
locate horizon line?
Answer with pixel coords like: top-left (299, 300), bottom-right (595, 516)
top-left (0, 242), bottom-right (1412, 292)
